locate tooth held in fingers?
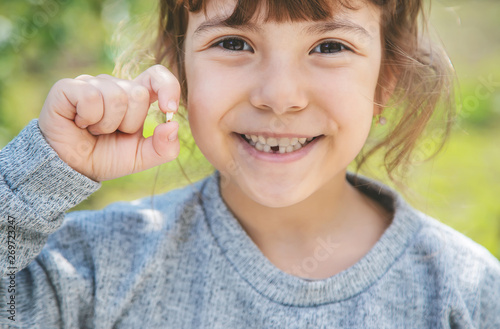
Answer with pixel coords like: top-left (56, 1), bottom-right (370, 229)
top-left (166, 112), bottom-right (175, 122)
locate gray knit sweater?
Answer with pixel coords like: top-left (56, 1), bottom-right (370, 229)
top-left (1, 119), bottom-right (499, 329)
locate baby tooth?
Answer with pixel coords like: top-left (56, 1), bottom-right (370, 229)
top-left (279, 146), bottom-right (286, 154)
top-left (293, 143), bottom-right (302, 150)
top-left (250, 140), bottom-right (256, 146)
top-left (166, 112), bottom-right (174, 122)
top-left (278, 138), bottom-right (290, 146)
top-left (290, 138), bottom-right (298, 146)
top-left (306, 137), bottom-right (313, 142)
top-left (266, 137), bottom-right (278, 147)
top-left (256, 142), bottom-right (264, 151)
top-left (245, 134), bottom-right (250, 139)
top-left (298, 138), bottom-right (307, 144)
top-left (258, 136), bottom-right (266, 144)
top-left (286, 145), bottom-right (294, 153)
top-left (263, 144), bottom-right (271, 153)
top-left (251, 135), bottom-right (258, 143)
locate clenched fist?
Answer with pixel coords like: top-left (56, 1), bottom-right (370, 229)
top-left (38, 65), bottom-right (180, 182)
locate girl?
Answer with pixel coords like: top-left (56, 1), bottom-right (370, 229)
top-left (1, 0), bottom-right (499, 328)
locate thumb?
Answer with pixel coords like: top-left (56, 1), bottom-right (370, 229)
top-left (136, 121), bottom-right (180, 171)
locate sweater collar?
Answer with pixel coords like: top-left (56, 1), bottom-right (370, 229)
top-left (200, 170), bottom-right (423, 306)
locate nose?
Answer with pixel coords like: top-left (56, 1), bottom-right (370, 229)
top-left (249, 57), bottom-right (309, 115)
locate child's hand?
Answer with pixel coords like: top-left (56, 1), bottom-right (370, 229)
top-left (38, 65), bottom-right (180, 182)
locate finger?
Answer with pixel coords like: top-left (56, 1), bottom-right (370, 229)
top-left (75, 74), bottom-right (94, 80)
top-left (136, 121), bottom-right (180, 171)
top-left (96, 74), bottom-right (150, 134)
top-left (52, 78), bottom-right (104, 129)
top-left (80, 76), bottom-right (129, 135)
top-left (133, 64), bottom-right (181, 115)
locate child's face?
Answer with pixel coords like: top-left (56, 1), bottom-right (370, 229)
top-left (183, 0), bottom-right (383, 207)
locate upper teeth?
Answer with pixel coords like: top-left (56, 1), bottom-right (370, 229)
top-left (244, 134), bottom-right (315, 153)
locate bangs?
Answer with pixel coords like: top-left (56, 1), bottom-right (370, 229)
top-left (179, 0), bottom-right (369, 25)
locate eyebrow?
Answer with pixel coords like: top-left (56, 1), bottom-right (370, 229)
top-left (304, 20), bottom-right (372, 39)
top-left (193, 16), bottom-right (262, 37)
top-left (193, 17), bottom-right (372, 40)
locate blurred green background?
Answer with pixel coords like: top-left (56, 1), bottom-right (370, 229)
top-left (0, 0), bottom-right (499, 259)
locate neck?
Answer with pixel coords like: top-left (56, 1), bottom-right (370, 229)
top-left (220, 170), bottom-right (362, 251)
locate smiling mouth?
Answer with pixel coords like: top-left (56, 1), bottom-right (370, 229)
top-left (239, 133), bottom-right (323, 154)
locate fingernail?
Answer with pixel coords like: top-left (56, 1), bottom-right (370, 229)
top-left (168, 128), bottom-right (178, 141)
top-left (167, 100), bottom-right (177, 112)
top-left (81, 125), bottom-right (88, 129)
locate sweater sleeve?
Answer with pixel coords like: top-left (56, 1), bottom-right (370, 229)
top-left (477, 254), bottom-right (500, 328)
top-left (0, 119), bottom-right (101, 327)
top-left (0, 119), bottom-right (101, 276)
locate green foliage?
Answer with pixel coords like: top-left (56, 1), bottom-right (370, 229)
top-left (408, 127), bottom-right (500, 258)
top-left (0, 0), bottom-right (499, 258)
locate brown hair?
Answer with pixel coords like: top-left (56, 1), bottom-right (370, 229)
top-left (114, 0), bottom-right (456, 195)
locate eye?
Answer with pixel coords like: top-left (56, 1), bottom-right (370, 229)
top-left (310, 41), bottom-right (351, 55)
top-left (212, 37), bottom-right (253, 52)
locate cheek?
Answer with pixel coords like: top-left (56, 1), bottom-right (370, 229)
top-left (187, 97), bottom-right (224, 169)
top-left (186, 61), bottom-right (219, 132)
top-left (314, 68), bottom-right (378, 124)
top-left (186, 59), bottom-right (251, 134)
top-left (312, 63), bottom-right (379, 158)
top-left (185, 61), bottom-right (242, 164)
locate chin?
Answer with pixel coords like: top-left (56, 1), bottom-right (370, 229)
top-left (243, 178), bottom-right (309, 208)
